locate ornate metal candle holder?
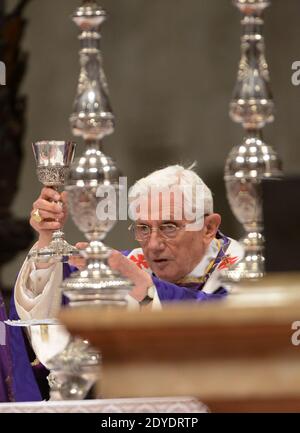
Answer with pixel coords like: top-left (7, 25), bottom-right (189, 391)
top-left (47, 1), bottom-right (132, 400)
top-left (63, 0), bottom-right (133, 306)
top-left (223, 0), bottom-right (282, 282)
top-left (63, 142), bottom-right (132, 308)
top-left (28, 140), bottom-right (78, 263)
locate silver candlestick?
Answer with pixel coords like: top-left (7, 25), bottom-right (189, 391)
top-left (223, 0), bottom-right (283, 282)
top-left (47, 1), bottom-right (132, 401)
top-left (28, 140), bottom-right (78, 263)
top-left (69, 2), bottom-right (114, 140)
top-left (64, 0), bottom-right (133, 306)
top-left (63, 142), bottom-right (132, 308)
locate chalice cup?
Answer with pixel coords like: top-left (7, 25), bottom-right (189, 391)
top-left (28, 140), bottom-right (78, 263)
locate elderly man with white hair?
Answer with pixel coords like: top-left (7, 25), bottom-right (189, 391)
top-left (9, 164), bottom-right (243, 401)
top-left (123, 164), bottom-right (243, 304)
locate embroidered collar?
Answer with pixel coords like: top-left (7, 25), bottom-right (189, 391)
top-left (187, 238), bottom-right (220, 278)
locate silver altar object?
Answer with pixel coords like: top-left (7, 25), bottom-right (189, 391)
top-left (47, 339), bottom-right (100, 401)
top-left (47, 1), bottom-right (132, 401)
top-left (223, 0), bottom-right (282, 282)
top-left (69, 2), bottom-right (113, 140)
top-left (65, 0), bottom-right (133, 307)
top-left (63, 142), bottom-right (132, 308)
top-left (28, 141), bottom-right (78, 263)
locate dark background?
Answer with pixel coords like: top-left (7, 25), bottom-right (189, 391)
top-left (2, 0), bottom-right (300, 287)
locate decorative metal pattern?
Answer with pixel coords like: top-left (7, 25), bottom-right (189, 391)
top-left (36, 167), bottom-right (69, 187)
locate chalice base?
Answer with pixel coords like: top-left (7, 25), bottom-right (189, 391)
top-left (47, 338), bottom-right (101, 401)
top-left (28, 236), bottom-right (79, 264)
top-left (48, 368), bottom-right (99, 401)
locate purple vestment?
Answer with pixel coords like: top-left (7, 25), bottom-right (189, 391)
top-left (0, 291), bottom-right (14, 402)
top-left (7, 263), bottom-right (73, 402)
top-left (122, 230), bottom-right (230, 302)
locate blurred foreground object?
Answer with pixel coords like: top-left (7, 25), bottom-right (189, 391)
top-left (0, 396), bottom-right (208, 413)
top-left (61, 272), bottom-right (300, 412)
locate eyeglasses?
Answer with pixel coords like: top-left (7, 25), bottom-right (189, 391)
top-left (129, 222), bottom-right (186, 242)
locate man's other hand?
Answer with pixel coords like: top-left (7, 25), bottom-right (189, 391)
top-left (109, 250), bottom-right (153, 302)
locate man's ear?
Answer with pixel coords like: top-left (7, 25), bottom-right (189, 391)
top-left (203, 213), bottom-right (221, 244)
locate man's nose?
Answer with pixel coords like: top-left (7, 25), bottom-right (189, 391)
top-left (146, 230), bottom-right (165, 251)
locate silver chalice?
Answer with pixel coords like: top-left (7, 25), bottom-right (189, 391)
top-left (28, 140), bottom-right (79, 263)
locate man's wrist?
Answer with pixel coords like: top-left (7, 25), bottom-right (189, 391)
top-left (37, 234), bottom-right (52, 249)
top-left (139, 284), bottom-right (155, 306)
top-left (132, 273), bottom-right (152, 301)
top-left (34, 235), bottom-right (53, 269)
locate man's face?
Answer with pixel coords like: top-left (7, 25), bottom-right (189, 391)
top-left (138, 218), bottom-right (208, 283)
top-left (132, 193), bottom-right (220, 283)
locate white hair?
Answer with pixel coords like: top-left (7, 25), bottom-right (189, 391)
top-left (128, 163), bottom-right (213, 223)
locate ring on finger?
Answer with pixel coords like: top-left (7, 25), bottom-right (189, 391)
top-left (32, 208), bottom-right (43, 223)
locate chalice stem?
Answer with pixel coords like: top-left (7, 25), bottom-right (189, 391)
top-left (50, 185), bottom-right (65, 241)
